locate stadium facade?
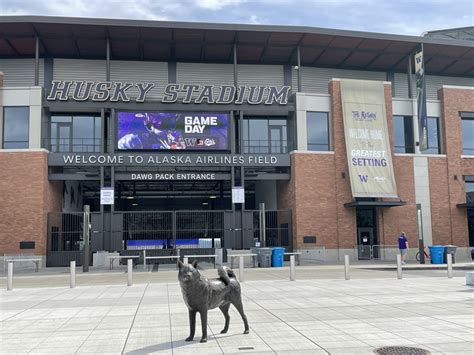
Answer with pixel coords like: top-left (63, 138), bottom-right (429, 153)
top-left (0, 16), bottom-right (473, 265)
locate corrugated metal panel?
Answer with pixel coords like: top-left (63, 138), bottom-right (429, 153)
top-left (395, 73), bottom-right (474, 99)
top-left (237, 64), bottom-right (284, 86)
top-left (294, 67), bottom-right (386, 94)
top-left (177, 62), bottom-right (233, 85)
top-left (394, 73), bottom-right (413, 99)
top-left (177, 63), bottom-right (233, 100)
top-left (54, 59), bottom-right (106, 82)
top-left (238, 64), bottom-right (284, 102)
top-left (0, 58), bottom-right (44, 87)
top-left (111, 60), bottom-right (168, 100)
top-left (426, 75), bottom-right (474, 100)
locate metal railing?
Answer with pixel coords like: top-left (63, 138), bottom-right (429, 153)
top-left (44, 138), bottom-right (102, 152)
top-left (355, 245), bottom-right (401, 261)
top-left (243, 139), bottom-right (289, 154)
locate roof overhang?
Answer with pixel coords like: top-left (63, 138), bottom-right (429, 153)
top-left (1, 16), bottom-right (473, 76)
top-left (344, 200), bottom-right (407, 208)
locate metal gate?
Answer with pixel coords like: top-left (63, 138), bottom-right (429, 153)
top-left (47, 212), bottom-right (85, 267)
top-left (46, 209), bottom-right (292, 266)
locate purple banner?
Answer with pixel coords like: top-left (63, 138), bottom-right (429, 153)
top-left (117, 111), bottom-right (228, 150)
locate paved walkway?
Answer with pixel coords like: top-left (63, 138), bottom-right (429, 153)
top-left (1, 268), bottom-right (473, 354)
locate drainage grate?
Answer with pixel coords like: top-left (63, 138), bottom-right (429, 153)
top-left (238, 347), bottom-right (255, 351)
top-left (375, 346), bottom-right (430, 355)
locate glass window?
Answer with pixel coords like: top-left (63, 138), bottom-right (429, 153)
top-left (423, 116), bottom-right (441, 154)
top-left (393, 115), bottom-right (414, 153)
top-left (3, 107), bottom-right (29, 149)
top-left (50, 114), bottom-right (101, 152)
top-left (461, 114), bottom-right (474, 155)
top-left (466, 181), bottom-right (474, 204)
top-left (243, 117), bottom-right (288, 154)
top-left (307, 112), bottom-right (329, 151)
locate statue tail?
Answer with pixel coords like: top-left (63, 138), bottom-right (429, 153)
top-left (218, 266), bottom-right (236, 285)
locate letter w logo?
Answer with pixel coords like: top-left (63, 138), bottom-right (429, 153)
top-left (358, 175), bottom-right (369, 183)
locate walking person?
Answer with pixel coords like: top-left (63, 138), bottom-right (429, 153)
top-left (398, 232), bottom-right (409, 264)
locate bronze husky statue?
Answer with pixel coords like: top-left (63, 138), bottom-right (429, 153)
top-left (178, 260), bottom-right (249, 343)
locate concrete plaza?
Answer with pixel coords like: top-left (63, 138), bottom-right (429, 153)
top-left (1, 265), bottom-right (473, 354)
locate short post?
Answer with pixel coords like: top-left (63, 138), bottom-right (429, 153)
top-left (82, 205), bottom-right (90, 273)
top-left (447, 253), bottom-right (453, 279)
top-left (290, 255), bottom-right (296, 281)
top-left (70, 261), bottom-right (76, 288)
top-left (7, 261), bottom-right (13, 291)
top-left (143, 249), bottom-right (147, 271)
top-left (344, 255), bottom-right (350, 280)
top-left (397, 254), bottom-right (403, 279)
top-left (127, 259), bottom-right (133, 286)
top-left (239, 256), bottom-right (244, 282)
top-left (183, 257), bottom-right (188, 264)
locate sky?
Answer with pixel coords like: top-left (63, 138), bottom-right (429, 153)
top-left (2, 0), bottom-right (473, 36)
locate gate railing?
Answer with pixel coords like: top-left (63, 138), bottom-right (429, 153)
top-left (46, 209), bottom-right (292, 266)
top-left (248, 209), bottom-right (292, 249)
top-left (356, 244), bottom-right (400, 261)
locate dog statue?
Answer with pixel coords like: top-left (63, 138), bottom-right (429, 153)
top-left (178, 260), bottom-right (249, 343)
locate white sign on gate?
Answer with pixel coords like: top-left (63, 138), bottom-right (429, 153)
top-left (232, 186), bottom-right (245, 204)
top-left (100, 187), bottom-right (114, 205)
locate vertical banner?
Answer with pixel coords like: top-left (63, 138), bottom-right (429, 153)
top-left (415, 48), bottom-right (428, 151)
top-left (340, 79), bottom-right (398, 198)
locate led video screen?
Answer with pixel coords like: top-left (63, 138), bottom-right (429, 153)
top-left (117, 111), bottom-right (228, 150)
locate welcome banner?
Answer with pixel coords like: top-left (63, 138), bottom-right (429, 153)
top-left (340, 79), bottom-right (398, 198)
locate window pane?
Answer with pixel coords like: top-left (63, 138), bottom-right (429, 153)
top-left (466, 182), bottom-right (474, 203)
top-left (403, 116), bottom-right (414, 153)
top-left (307, 112), bottom-right (329, 151)
top-left (462, 118), bottom-right (474, 155)
top-left (393, 116), bottom-right (405, 153)
top-left (393, 115), bottom-right (414, 153)
top-left (424, 117), bottom-right (440, 154)
top-left (3, 107), bottom-right (29, 148)
top-left (51, 115), bottom-right (72, 123)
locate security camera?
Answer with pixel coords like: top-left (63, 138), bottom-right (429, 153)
top-left (294, 65), bottom-right (299, 70)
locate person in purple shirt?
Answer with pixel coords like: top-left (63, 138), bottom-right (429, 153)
top-left (398, 232), bottom-right (409, 264)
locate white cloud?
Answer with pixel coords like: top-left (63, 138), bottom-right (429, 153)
top-left (197, 0), bottom-right (246, 10)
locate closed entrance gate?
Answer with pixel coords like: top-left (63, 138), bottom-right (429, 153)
top-left (47, 209), bottom-right (292, 267)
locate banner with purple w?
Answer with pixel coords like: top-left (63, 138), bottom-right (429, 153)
top-left (415, 49), bottom-right (428, 152)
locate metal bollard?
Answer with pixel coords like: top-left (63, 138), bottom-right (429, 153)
top-left (184, 257), bottom-right (188, 265)
top-left (397, 254), bottom-right (403, 279)
top-left (239, 256), bottom-right (244, 282)
top-left (143, 249), bottom-right (147, 271)
top-left (290, 255), bottom-right (296, 281)
top-left (344, 255), bottom-right (350, 280)
top-left (127, 259), bottom-right (133, 286)
top-left (447, 254), bottom-right (453, 278)
top-left (70, 261), bottom-right (76, 288)
top-left (7, 261), bottom-right (13, 291)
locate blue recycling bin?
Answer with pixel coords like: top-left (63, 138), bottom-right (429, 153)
top-left (272, 247), bottom-right (285, 267)
top-left (429, 245), bottom-right (445, 264)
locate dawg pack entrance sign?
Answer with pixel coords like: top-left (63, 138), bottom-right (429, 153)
top-left (46, 81), bottom-right (291, 105)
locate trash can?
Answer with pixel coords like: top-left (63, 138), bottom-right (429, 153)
top-left (444, 245), bottom-right (457, 264)
top-left (271, 247), bottom-right (285, 267)
top-left (257, 248), bottom-right (272, 268)
top-left (428, 245), bottom-right (445, 264)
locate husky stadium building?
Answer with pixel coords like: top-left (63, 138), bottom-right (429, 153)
top-left (0, 16), bottom-right (473, 266)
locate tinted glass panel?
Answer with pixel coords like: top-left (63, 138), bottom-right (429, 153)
top-left (307, 112), bottom-right (329, 151)
top-left (466, 182), bottom-right (474, 203)
top-left (3, 107), bottom-right (29, 149)
top-left (50, 114), bottom-right (101, 152)
top-left (393, 115), bottom-right (414, 153)
top-left (243, 117), bottom-right (288, 154)
top-left (423, 117), bottom-right (440, 154)
top-left (462, 118), bottom-right (474, 155)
